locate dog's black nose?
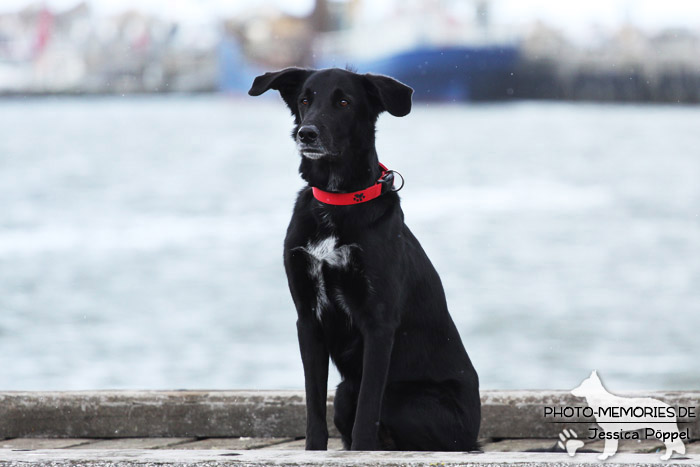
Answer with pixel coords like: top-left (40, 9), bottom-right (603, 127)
top-left (298, 125), bottom-right (319, 143)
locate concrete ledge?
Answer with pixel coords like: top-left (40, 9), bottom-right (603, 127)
top-left (0, 449), bottom-right (697, 467)
top-left (0, 391), bottom-right (308, 439)
top-left (0, 390), bottom-right (697, 440)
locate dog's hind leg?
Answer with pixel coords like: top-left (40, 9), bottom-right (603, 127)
top-left (379, 382), bottom-right (480, 451)
top-left (334, 379), bottom-right (359, 450)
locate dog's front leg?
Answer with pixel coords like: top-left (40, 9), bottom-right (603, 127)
top-left (351, 325), bottom-right (395, 451)
top-left (297, 317), bottom-right (329, 450)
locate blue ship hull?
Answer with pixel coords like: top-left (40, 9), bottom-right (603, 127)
top-left (218, 38), bottom-right (267, 96)
top-left (219, 41), bottom-right (520, 102)
top-left (322, 45), bottom-right (520, 101)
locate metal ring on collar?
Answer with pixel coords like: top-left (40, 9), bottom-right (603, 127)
top-left (386, 170), bottom-right (405, 192)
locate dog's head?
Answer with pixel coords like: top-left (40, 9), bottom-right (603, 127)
top-left (249, 67), bottom-right (413, 190)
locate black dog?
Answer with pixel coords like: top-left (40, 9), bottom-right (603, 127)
top-left (249, 68), bottom-right (480, 451)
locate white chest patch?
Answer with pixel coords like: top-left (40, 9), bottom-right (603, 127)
top-left (305, 236), bottom-right (353, 267)
top-left (298, 236), bottom-right (356, 320)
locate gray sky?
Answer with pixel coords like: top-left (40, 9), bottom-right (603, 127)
top-left (2, 0), bottom-right (699, 32)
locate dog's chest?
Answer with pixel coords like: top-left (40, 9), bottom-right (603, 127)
top-left (298, 235), bottom-right (358, 320)
top-left (304, 236), bottom-right (354, 269)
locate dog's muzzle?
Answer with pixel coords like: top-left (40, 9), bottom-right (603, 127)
top-left (297, 125), bottom-right (329, 159)
top-left (299, 147), bottom-right (327, 160)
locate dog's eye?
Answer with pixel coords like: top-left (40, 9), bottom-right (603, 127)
top-left (301, 98), bottom-right (309, 106)
top-left (339, 99), bottom-right (349, 107)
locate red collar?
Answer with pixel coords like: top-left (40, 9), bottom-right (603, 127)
top-left (312, 163), bottom-right (401, 206)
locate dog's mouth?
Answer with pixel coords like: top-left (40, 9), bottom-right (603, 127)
top-left (301, 150), bottom-right (327, 160)
top-left (297, 143), bottom-right (333, 160)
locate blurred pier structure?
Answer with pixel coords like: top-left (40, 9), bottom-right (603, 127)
top-left (0, 1), bottom-right (699, 102)
top-left (0, 2), bottom-right (218, 94)
top-left (517, 22), bottom-right (700, 103)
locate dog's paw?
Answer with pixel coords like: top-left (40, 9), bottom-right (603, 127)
top-left (557, 429), bottom-right (584, 457)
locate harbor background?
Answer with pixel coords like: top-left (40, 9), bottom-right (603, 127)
top-left (0, 0), bottom-right (699, 101)
top-left (0, 0), bottom-right (698, 392)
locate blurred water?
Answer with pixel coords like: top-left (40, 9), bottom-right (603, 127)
top-left (0, 96), bottom-right (698, 391)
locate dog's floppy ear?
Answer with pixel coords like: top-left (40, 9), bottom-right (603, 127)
top-left (248, 67), bottom-right (313, 111)
top-left (363, 73), bottom-right (413, 117)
